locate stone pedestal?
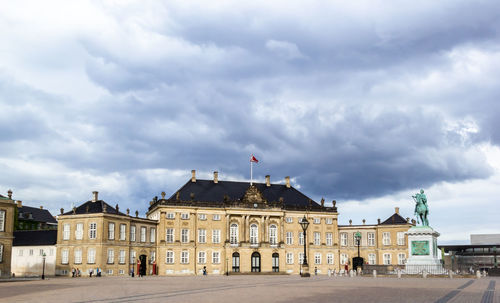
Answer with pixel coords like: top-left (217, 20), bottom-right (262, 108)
top-left (405, 226), bottom-right (445, 274)
top-left (301, 264), bottom-right (310, 277)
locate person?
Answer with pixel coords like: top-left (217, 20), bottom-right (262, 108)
top-left (72, 268), bottom-right (76, 278)
top-left (314, 267), bottom-right (318, 276)
top-left (344, 263), bottom-right (348, 273)
top-left (89, 268), bottom-right (93, 277)
top-left (203, 266), bottom-right (207, 276)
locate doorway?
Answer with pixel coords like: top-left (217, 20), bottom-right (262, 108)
top-left (251, 252), bottom-right (261, 272)
top-left (139, 255), bottom-right (147, 276)
top-left (272, 253), bottom-right (279, 272)
top-left (232, 252), bottom-right (240, 272)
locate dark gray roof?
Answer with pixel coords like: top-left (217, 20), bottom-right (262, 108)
top-left (380, 213), bottom-right (408, 225)
top-left (169, 179), bottom-right (319, 207)
top-left (62, 200), bottom-right (126, 216)
top-left (18, 206), bottom-right (57, 224)
top-left (13, 230), bottom-right (57, 246)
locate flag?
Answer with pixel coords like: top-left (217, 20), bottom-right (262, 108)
top-left (250, 154), bottom-right (259, 163)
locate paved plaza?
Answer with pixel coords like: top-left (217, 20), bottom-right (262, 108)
top-left (0, 275), bottom-right (498, 303)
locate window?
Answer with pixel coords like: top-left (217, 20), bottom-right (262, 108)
top-left (198, 251), bottom-right (206, 264)
top-left (18, 249), bottom-right (23, 257)
top-left (212, 214), bottom-right (221, 221)
top-left (166, 228), bottom-right (174, 243)
top-left (108, 222), bottom-right (115, 240)
top-left (119, 269), bottom-right (125, 275)
top-left (107, 269), bottom-right (113, 275)
top-left (313, 218), bottom-right (321, 224)
top-left (75, 223), bottom-right (83, 240)
top-left (61, 249), bottom-right (69, 264)
top-left (198, 214), bottom-right (207, 220)
top-left (150, 251), bottom-right (156, 263)
top-left (286, 232), bottom-right (293, 245)
top-left (75, 248), bottom-right (82, 264)
top-left (29, 249), bottom-right (33, 256)
top-left (326, 233), bottom-right (333, 246)
top-left (327, 253), bottom-right (334, 265)
top-left (140, 227), bottom-right (147, 242)
top-left (368, 253), bottom-right (376, 265)
top-left (87, 248), bottom-right (96, 264)
top-left (383, 253), bottom-right (391, 265)
top-left (63, 224), bottom-right (70, 240)
top-left (130, 250), bottom-right (136, 264)
top-left (269, 225), bottom-right (277, 245)
top-left (0, 210), bottom-right (5, 231)
top-left (212, 229), bottom-right (220, 244)
top-left (120, 224), bottom-right (126, 241)
top-left (314, 232), bottom-right (321, 245)
top-left (181, 251), bottom-right (189, 264)
top-left (107, 249), bottom-right (114, 264)
top-left (119, 250), bottom-right (126, 264)
top-left (181, 229), bottom-right (189, 243)
top-left (368, 232), bottom-right (375, 246)
top-left (299, 232), bottom-right (304, 245)
top-left (285, 217), bottom-right (293, 223)
top-left (166, 251), bottom-right (174, 264)
top-left (39, 249), bottom-right (44, 256)
top-left (150, 228), bottom-right (156, 243)
top-left (0, 244), bottom-right (2, 262)
top-left (340, 253), bottom-right (348, 265)
top-left (89, 222), bottom-right (97, 239)
top-left (181, 213), bottom-right (189, 220)
top-left (398, 253), bottom-right (406, 265)
top-left (230, 224), bottom-right (238, 244)
top-left (250, 224), bottom-right (258, 245)
top-left (326, 218), bottom-right (333, 225)
top-left (383, 232), bottom-right (391, 245)
top-left (314, 253), bottom-right (321, 264)
top-left (286, 252), bottom-right (294, 264)
top-left (130, 226), bottom-right (136, 242)
top-left (212, 251), bottom-right (220, 264)
top-left (49, 248), bottom-right (54, 256)
top-left (397, 232), bottom-right (405, 246)
top-left (298, 252), bottom-right (304, 265)
top-left (198, 229), bottom-right (206, 243)
top-left (166, 213), bottom-right (175, 219)
top-left (340, 233), bottom-right (347, 246)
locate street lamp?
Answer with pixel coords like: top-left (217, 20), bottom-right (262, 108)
top-left (354, 232), bottom-right (361, 258)
top-left (42, 252), bottom-right (46, 280)
top-left (299, 216), bottom-right (310, 277)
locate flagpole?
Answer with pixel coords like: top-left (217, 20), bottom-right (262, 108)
top-left (250, 160), bottom-right (253, 185)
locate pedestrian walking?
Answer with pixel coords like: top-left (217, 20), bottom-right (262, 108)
top-left (89, 268), bottom-right (93, 277)
top-left (72, 268), bottom-right (76, 278)
top-left (203, 266), bottom-right (207, 276)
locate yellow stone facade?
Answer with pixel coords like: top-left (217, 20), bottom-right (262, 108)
top-left (0, 191), bottom-right (16, 277)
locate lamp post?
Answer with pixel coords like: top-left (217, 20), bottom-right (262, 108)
top-left (226, 257), bottom-right (229, 276)
top-left (299, 215), bottom-right (310, 277)
top-left (41, 252), bottom-right (46, 280)
top-left (354, 232), bottom-right (361, 258)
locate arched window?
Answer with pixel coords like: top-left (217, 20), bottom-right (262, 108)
top-left (269, 224), bottom-right (277, 245)
top-left (250, 224), bottom-right (258, 245)
top-left (272, 253), bottom-right (279, 272)
top-left (230, 224), bottom-right (238, 244)
top-left (232, 252), bottom-right (240, 272)
top-left (251, 252), bottom-right (261, 272)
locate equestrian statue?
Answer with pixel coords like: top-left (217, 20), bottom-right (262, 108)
top-left (412, 189), bottom-right (429, 226)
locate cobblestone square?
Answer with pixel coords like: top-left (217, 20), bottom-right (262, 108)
top-left (0, 276), bottom-right (498, 303)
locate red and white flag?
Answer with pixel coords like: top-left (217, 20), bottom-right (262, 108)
top-left (250, 154), bottom-right (259, 163)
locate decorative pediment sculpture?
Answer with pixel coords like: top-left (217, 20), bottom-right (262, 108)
top-left (241, 185), bottom-right (267, 205)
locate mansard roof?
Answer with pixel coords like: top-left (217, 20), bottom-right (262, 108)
top-left (161, 179), bottom-right (328, 210)
top-left (380, 212), bottom-right (408, 225)
top-left (13, 230), bottom-right (57, 246)
top-left (61, 200), bottom-right (126, 216)
top-left (18, 205), bottom-right (57, 224)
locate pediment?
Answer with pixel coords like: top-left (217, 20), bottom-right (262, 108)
top-left (241, 185), bottom-right (267, 205)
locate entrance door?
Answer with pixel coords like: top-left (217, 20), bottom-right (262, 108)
top-left (139, 255), bottom-right (147, 276)
top-left (232, 252), bottom-right (240, 272)
top-left (272, 253), bottom-right (279, 272)
top-left (251, 252), bottom-right (261, 272)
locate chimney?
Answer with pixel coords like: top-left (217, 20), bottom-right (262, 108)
top-left (92, 191), bottom-right (98, 202)
top-left (7, 189), bottom-right (12, 200)
top-left (60, 208), bottom-right (64, 215)
top-left (127, 208), bottom-right (130, 215)
top-left (16, 200), bottom-right (22, 208)
top-left (40, 206), bottom-right (43, 209)
top-left (115, 204), bottom-right (119, 212)
top-left (214, 171), bottom-right (218, 184)
top-left (377, 218), bottom-right (381, 224)
top-left (395, 207), bottom-right (400, 214)
top-left (191, 170), bottom-right (196, 182)
top-left (285, 176), bottom-right (290, 188)
top-left (349, 219), bottom-right (352, 225)
top-left (135, 210), bottom-right (139, 217)
top-left (320, 198), bottom-right (325, 207)
top-left (265, 175), bottom-right (271, 187)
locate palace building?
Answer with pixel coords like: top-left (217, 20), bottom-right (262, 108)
top-left (0, 190), bottom-right (16, 277)
top-left (55, 170), bottom-right (413, 276)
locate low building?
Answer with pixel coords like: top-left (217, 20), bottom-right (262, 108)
top-left (11, 230), bottom-right (57, 277)
top-left (0, 190), bottom-right (16, 277)
top-left (15, 201), bottom-right (58, 230)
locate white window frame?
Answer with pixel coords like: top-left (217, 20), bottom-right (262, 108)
top-left (314, 232), bottom-right (321, 245)
top-left (181, 229), bottom-right (189, 243)
top-left (74, 248), bottom-right (82, 264)
top-left (212, 214), bottom-right (221, 221)
top-left (150, 228), bottom-right (156, 243)
top-left (327, 253), bottom-right (334, 265)
top-left (198, 251), bottom-right (206, 264)
top-left (107, 249), bottom-right (114, 264)
top-left (314, 253), bottom-right (322, 264)
top-left (166, 228), bottom-right (174, 243)
top-left (108, 222), bottom-right (115, 240)
top-left (398, 253), bottom-right (406, 265)
top-left (181, 213), bottom-right (189, 220)
top-left (212, 251), bottom-right (220, 264)
top-left (326, 218), bottom-right (333, 225)
top-left (286, 252), bottom-right (294, 264)
top-left (313, 218), bottom-right (321, 224)
top-left (198, 229), bottom-right (206, 243)
top-left (269, 224), bottom-right (277, 245)
top-left (166, 212), bottom-right (175, 219)
top-left (0, 244), bottom-right (3, 262)
top-left (212, 229), bottom-right (220, 244)
top-left (140, 227), bottom-right (147, 242)
top-left (0, 210), bottom-right (5, 232)
top-left (130, 225), bottom-right (136, 242)
top-left (75, 223), bottom-right (83, 240)
top-left (397, 232), bottom-right (405, 246)
top-left (130, 250), bottom-right (136, 264)
top-left (383, 253), bottom-right (391, 265)
top-left (120, 224), bottom-right (126, 241)
top-left (89, 222), bottom-right (97, 239)
top-left (368, 253), bottom-right (376, 265)
top-left (61, 249), bottom-right (69, 264)
top-left (198, 214), bottom-right (207, 220)
top-left (250, 224), bottom-right (259, 245)
top-left (119, 250), bottom-right (126, 264)
top-left (63, 224), bottom-right (70, 240)
top-left (181, 251), bottom-right (189, 264)
top-left (340, 233), bottom-right (347, 246)
top-left (286, 232), bottom-right (293, 245)
top-left (340, 253), bottom-right (349, 265)
top-left (230, 224), bottom-right (238, 245)
top-left (299, 232), bottom-right (304, 245)
top-left (285, 217), bottom-right (293, 223)
top-left (326, 233), bottom-right (333, 246)
top-left (383, 232), bottom-right (391, 245)
top-left (368, 232), bottom-right (375, 246)
top-left (87, 248), bottom-right (96, 264)
top-left (166, 251), bottom-right (174, 264)
top-left (299, 252), bottom-right (304, 265)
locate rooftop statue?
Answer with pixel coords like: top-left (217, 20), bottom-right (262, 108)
top-left (412, 189), bottom-right (429, 226)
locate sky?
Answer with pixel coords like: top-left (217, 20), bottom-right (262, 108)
top-left (1, 1), bottom-right (499, 244)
